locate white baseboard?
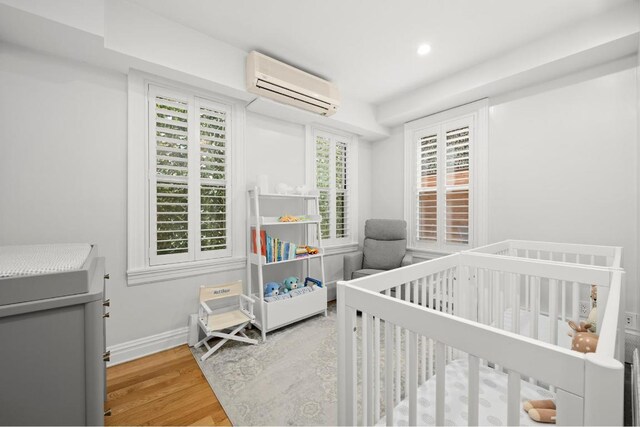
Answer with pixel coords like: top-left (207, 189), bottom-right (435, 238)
top-left (107, 326), bottom-right (189, 367)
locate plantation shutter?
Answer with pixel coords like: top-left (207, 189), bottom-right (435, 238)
top-left (444, 125), bottom-right (470, 244)
top-left (149, 88), bottom-right (192, 264)
top-left (416, 132), bottom-right (438, 241)
top-left (413, 117), bottom-right (473, 248)
top-left (148, 86), bottom-right (232, 265)
top-left (198, 99), bottom-right (231, 258)
top-left (335, 140), bottom-right (349, 239)
top-left (315, 130), bottom-right (352, 244)
top-left (316, 135), bottom-right (331, 239)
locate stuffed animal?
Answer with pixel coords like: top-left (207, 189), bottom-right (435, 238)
top-left (283, 276), bottom-right (301, 291)
top-left (567, 320), bottom-right (599, 353)
top-left (264, 282), bottom-right (281, 297)
top-left (525, 318), bottom-right (600, 424)
top-left (587, 285), bottom-right (597, 333)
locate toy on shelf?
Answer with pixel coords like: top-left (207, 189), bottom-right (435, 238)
top-left (264, 282), bottom-right (281, 297)
top-left (283, 276), bottom-right (301, 291)
top-left (304, 277), bottom-right (323, 288)
top-left (279, 215), bottom-right (301, 222)
top-left (296, 245), bottom-right (319, 256)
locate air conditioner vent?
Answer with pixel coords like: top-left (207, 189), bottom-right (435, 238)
top-left (247, 51), bottom-right (340, 116)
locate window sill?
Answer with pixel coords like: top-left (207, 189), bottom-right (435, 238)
top-left (127, 256), bottom-right (246, 286)
top-left (407, 247), bottom-right (459, 260)
top-left (323, 243), bottom-right (359, 256)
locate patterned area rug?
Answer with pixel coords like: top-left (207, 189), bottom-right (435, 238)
top-left (191, 303), bottom-right (339, 426)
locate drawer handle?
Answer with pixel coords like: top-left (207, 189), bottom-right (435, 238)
top-left (103, 299), bottom-right (111, 307)
top-left (104, 273), bottom-right (110, 280)
top-left (103, 312), bottom-right (110, 319)
top-left (104, 409), bottom-right (112, 417)
top-left (103, 351), bottom-right (111, 362)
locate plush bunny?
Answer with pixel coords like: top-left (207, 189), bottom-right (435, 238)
top-left (567, 320), bottom-right (599, 353)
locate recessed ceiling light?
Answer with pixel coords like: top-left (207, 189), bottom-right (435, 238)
top-left (417, 44), bottom-right (431, 56)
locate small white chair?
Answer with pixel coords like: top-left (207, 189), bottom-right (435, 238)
top-left (195, 280), bottom-right (257, 361)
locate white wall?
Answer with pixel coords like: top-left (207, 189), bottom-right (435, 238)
top-left (370, 62), bottom-right (639, 315)
top-left (0, 44), bottom-right (370, 359)
top-left (489, 66), bottom-right (637, 313)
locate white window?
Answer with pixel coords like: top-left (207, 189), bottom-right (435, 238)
top-left (404, 100), bottom-right (488, 253)
top-left (128, 72), bottom-right (245, 285)
top-left (307, 127), bottom-right (358, 249)
top-left (148, 86), bottom-right (231, 265)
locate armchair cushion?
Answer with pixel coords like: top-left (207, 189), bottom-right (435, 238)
top-left (362, 238), bottom-right (406, 270)
top-left (343, 251), bottom-right (364, 282)
top-left (365, 219), bottom-right (407, 240)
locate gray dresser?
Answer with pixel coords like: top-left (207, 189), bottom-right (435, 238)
top-left (0, 244), bottom-right (109, 426)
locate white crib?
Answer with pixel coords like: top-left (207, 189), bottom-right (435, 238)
top-left (337, 242), bottom-right (625, 426)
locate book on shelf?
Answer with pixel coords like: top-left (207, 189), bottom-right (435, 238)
top-left (251, 229), bottom-right (267, 257)
top-left (252, 228), bottom-right (306, 263)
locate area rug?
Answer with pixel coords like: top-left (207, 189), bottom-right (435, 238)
top-left (191, 304), bottom-right (340, 426)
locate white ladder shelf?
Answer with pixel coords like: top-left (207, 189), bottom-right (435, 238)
top-left (246, 187), bottom-right (327, 341)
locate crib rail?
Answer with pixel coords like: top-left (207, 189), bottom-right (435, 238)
top-left (337, 251), bottom-right (625, 426)
top-left (469, 239), bottom-right (623, 269)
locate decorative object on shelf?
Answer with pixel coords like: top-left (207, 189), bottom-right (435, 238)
top-left (296, 245), bottom-right (319, 256)
top-left (264, 282), bottom-right (281, 297)
top-left (278, 214), bottom-right (301, 222)
top-left (304, 277), bottom-right (322, 288)
top-left (257, 174), bottom-right (269, 194)
top-left (275, 183), bottom-right (293, 194)
top-left (283, 276), bottom-right (301, 292)
top-left (294, 185), bottom-right (309, 195)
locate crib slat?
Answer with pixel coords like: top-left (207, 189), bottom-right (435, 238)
top-left (404, 282), bottom-right (412, 398)
top-left (362, 313), bottom-right (370, 425)
top-left (572, 281), bottom-right (579, 321)
top-left (384, 288), bottom-right (393, 426)
top-left (420, 277), bottom-right (427, 384)
top-left (394, 285), bottom-right (401, 405)
top-left (468, 354), bottom-right (480, 426)
top-left (345, 307), bottom-right (357, 426)
top-left (510, 273), bottom-right (518, 333)
top-left (408, 331), bottom-right (418, 427)
top-left (385, 316), bottom-right (394, 427)
top-left (549, 279), bottom-right (558, 345)
top-left (435, 341), bottom-right (446, 427)
top-left (362, 313), bottom-right (368, 425)
top-left (507, 370), bottom-right (521, 426)
top-left (561, 253), bottom-right (567, 322)
top-left (534, 277), bottom-right (540, 340)
top-left (374, 316), bottom-right (381, 420)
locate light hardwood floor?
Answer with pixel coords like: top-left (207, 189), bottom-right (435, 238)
top-left (105, 345), bottom-right (231, 426)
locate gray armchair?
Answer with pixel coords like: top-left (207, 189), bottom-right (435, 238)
top-left (344, 219), bottom-right (412, 280)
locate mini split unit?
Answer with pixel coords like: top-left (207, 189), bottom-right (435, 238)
top-left (246, 51), bottom-right (340, 117)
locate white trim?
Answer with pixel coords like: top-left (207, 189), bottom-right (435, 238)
top-left (127, 256), bottom-right (246, 286)
top-left (127, 70), bottom-right (247, 285)
top-left (404, 99), bottom-right (488, 252)
top-left (107, 326), bottom-right (189, 366)
top-left (323, 243), bottom-right (359, 256)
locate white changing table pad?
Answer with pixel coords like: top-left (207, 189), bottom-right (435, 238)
top-left (378, 358), bottom-right (554, 426)
top-left (0, 244), bottom-right (92, 278)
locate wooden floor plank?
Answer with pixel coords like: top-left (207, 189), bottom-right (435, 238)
top-left (105, 345), bottom-right (230, 426)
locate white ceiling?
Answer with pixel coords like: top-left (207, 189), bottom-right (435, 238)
top-left (130, 0), bottom-right (631, 104)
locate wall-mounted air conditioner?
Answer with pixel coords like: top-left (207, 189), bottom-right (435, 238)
top-left (246, 51), bottom-right (340, 117)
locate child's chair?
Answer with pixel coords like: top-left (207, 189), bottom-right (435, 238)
top-left (195, 280), bottom-right (257, 361)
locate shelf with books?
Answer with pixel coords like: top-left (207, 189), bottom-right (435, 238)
top-left (246, 186), bottom-right (327, 341)
top-left (249, 252), bottom-right (323, 266)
